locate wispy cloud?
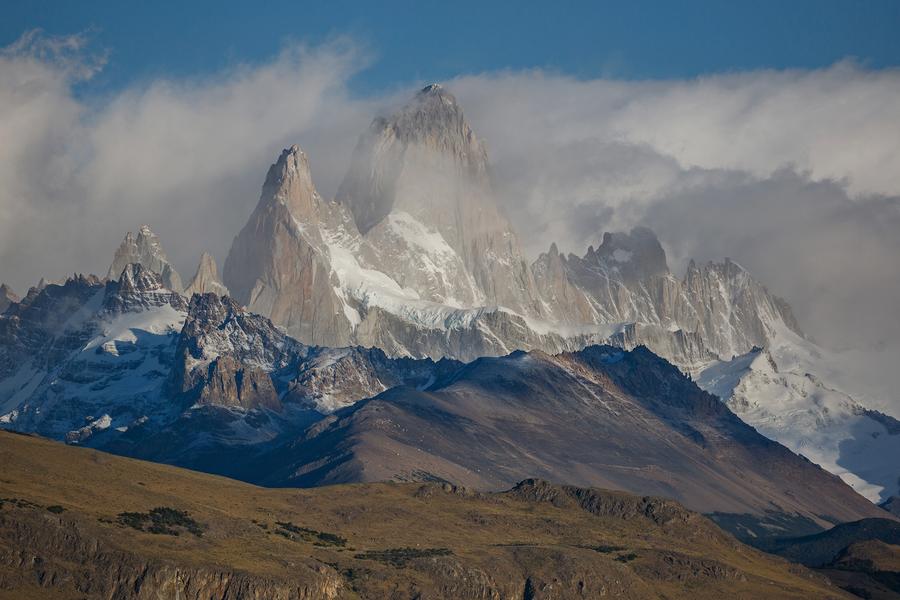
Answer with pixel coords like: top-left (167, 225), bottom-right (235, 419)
top-left (0, 31), bottom-right (380, 297)
top-left (449, 67), bottom-right (900, 350)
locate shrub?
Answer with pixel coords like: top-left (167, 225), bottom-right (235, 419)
top-left (354, 547), bottom-right (453, 567)
top-left (116, 507), bottom-right (205, 537)
top-left (274, 521), bottom-right (346, 546)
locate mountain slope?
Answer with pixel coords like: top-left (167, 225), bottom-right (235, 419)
top-left (767, 518), bottom-right (900, 567)
top-left (254, 345), bottom-right (887, 536)
top-left (0, 431), bottom-right (852, 600)
top-left (223, 145), bottom-right (354, 346)
top-left (698, 330), bottom-right (900, 502)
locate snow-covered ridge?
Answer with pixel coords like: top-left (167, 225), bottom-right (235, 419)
top-left (697, 323), bottom-right (900, 502)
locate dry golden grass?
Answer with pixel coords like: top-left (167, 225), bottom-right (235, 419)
top-left (0, 431), bottom-right (852, 599)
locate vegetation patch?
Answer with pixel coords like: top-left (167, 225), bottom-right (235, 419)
top-left (46, 505), bottom-right (65, 514)
top-left (274, 521), bottom-right (346, 546)
top-left (0, 497), bottom-right (41, 510)
top-left (615, 552), bottom-right (638, 563)
top-left (116, 507), bottom-right (205, 537)
top-left (586, 544), bottom-right (626, 553)
top-left (354, 547), bottom-right (453, 567)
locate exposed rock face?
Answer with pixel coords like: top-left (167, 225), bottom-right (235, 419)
top-left (336, 84), bottom-right (541, 315)
top-left (0, 284), bottom-right (19, 313)
top-left (0, 507), bottom-right (345, 600)
top-left (184, 252), bottom-right (229, 297)
top-left (104, 263), bottom-right (188, 314)
top-left (223, 145), bottom-right (353, 346)
top-left (107, 225), bottom-right (183, 292)
top-left (170, 293), bottom-right (304, 409)
top-left (532, 228), bottom-right (802, 367)
top-left (195, 356), bottom-right (281, 411)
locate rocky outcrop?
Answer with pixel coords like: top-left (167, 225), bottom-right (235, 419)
top-left (103, 263), bottom-right (188, 314)
top-left (0, 508), bottom-right (345, 599)
top-left (107, 225), bottom-right (183, 292)
top-left (170, 293), bottom-right (304, 404)
top-left (507, 479), bottom-right (695, 526)
top-left (184, 252), bottom-right (229, 297)
top-left (0, 283), bottom-right (18, 313)
top-left (196, 356), bottom-right (281, 411)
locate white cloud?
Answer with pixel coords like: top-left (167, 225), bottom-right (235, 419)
top-left (448, 67), bottom-right (900, 351)
top-left (0, 31), bottom-right (380, 295)
top-left (451, 63), bottom-right (900, 198)
top-left (1, 31), bottom-right (898, 359)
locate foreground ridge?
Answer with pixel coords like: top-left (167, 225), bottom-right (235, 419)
top-left (0, 431), bottom-right (849, 600)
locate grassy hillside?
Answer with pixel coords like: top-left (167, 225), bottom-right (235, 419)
top-left (0, 431), bottom-right (851, 599)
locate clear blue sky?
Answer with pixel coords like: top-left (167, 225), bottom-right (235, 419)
top-left (4, 0), bottom-right (900, 94)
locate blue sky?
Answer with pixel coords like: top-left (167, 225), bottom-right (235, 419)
top-left (4, 0), bottom-right (900, 94)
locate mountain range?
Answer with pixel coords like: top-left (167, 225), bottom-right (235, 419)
top-left (1, 84), bottom-right (898, 540)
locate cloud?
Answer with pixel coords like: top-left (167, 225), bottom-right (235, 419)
top-left (447, 67), bottom-right (900, 351)
top-left (0, 31), bottom-right (382, 296)
top-left (1, 31), bottom-right (899, 359)
top-left (451, 63), bottom-right (900, 198)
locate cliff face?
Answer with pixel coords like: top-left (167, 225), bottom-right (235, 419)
top-left (335, 85), bottom-right (541, 317)
top-left (222, 145), bottom-right (354, 347)
top-left (0, 508), bottom-right (345, 599)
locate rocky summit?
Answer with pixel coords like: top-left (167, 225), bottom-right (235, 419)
top-left (183, 252), bottom-right (229, 297)
top-left (107, 225), bottom-right (184, 292)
